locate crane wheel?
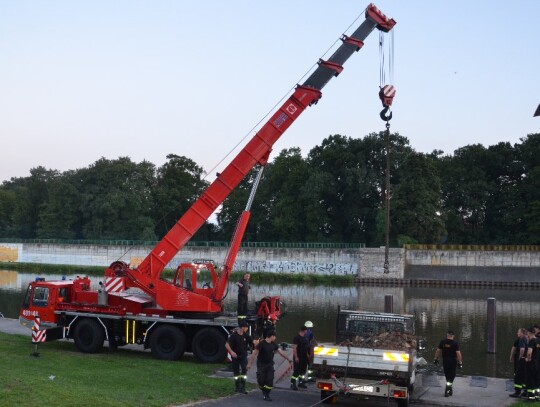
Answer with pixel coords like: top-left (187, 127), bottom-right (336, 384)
top-left (192, 327), bottom-right (227, 363)
top-left (150, 325), bottom-right (186, 361)
top-left (74, 319), bottom-right (105, 353)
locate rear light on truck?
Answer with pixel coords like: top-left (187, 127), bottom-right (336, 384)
top-left (317, 382), bottom-right (333, 391)
top-left (392, 389), bottom-right (407, 399)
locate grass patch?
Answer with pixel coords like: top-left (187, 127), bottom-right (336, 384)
top-left (0, 332), bottom-right (234, 406)
top-left (0, 262), bottom-right (354, 285)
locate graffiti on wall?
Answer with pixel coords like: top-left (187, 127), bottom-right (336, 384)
top-left (234, 260), bottom-right (358, 275)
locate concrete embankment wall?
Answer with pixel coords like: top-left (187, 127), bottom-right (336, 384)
top-left (0, 242), bottom-right (360, 276)
top-left (1, 242), bottom-right (539, 281)
top-left (405, 249), bottom-right (540, 282)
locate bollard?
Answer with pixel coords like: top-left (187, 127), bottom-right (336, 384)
top-left (487, 298), bottom-right (496, 354)
top-left (31, 317), bottom-right (46, 357)
top-left (384, 295), bottom-right (394, 313)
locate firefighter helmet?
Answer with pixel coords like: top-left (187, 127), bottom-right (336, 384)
top-left (304, 321), bottom-right (314, 328)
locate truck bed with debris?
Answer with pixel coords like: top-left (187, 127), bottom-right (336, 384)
top-left (313, 309), bottom-right (426, 407)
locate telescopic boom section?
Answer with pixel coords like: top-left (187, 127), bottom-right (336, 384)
top-left (130, 3), bottom-right (396, 290)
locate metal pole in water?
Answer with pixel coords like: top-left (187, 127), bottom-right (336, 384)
top-left (384, 294), bottom-right (394, 313)
top-left (487, 297), bottom-right (496, 353)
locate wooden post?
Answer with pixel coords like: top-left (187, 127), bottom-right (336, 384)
top-left (487, 298), bottom-right (496, 353)
top-left (384, 295), bottom-right (394, 313)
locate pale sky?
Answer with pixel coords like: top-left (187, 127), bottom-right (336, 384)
top-left (1, 1), bottom-right (539, 183)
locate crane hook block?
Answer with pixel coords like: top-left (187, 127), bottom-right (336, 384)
top-left (380, 106), bottom-right (392, 122)
top-left (379, 85), bottom-right (396, 108)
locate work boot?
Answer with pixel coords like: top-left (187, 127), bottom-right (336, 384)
top-left (290, 379), bottom-right (298, 391)
top-left (448, 386), bottom-right (453, 396)
top-left (444, 385), bottom-right (450, 397)
top-left (234, 379), bottom-right (241, 393)
top-left (298, 380), bottom-right (307, 389)
top-left (510, 389), bottom-right (521, 398)
top-left (263, 390), bottom-right (273, 401)
top-left (239, 378), bottom-right (248, 394)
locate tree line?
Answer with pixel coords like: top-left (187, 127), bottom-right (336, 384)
top-left (0, 132), bottom-right (538, 246)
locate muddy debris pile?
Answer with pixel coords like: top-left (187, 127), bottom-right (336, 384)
top-left (340, 331), bottom-right (418, 350)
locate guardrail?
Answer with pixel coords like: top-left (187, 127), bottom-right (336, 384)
top-left (404, 244), bottom-right (540, 251)
top-left (0, 238), bottom-right (364, 249)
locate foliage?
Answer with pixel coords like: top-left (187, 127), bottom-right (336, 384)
top-left (1, 133), bottom-right (539, 246)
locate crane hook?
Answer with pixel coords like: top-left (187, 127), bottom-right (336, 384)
top-left (380, 106), bottom-right (392, 122)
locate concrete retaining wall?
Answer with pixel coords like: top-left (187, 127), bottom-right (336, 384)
top-left (0, 243), bottom-right (360, 276)
top-left (1, 243), bottom-right (539, 280)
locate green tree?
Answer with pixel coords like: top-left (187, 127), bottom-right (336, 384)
top-left (36, 173), bottom-right (82, 239)
top-left (0, 187), bottom-right (16, 237)
top-left (391, 151), bottom-right (446, 244)
top-left (79, 157), bottom-right (156, 240)
top-left (153, 154), bottom-right (210, 240)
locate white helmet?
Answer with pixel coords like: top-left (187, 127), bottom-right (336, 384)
top-left (304, 321), bottom-right (313, 328)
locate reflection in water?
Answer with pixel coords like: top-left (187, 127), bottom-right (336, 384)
top-left (2, 270), bottom-right (538, 378)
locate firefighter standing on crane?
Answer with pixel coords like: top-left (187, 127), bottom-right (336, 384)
top-left (236, 273), bottom-right (251, 318)
top-left (225, 320), bottom-right (258, 394)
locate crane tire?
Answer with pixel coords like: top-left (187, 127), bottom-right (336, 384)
top-left (74, 318), bottom-right (105, 353)
top-left (150, 325), bottom-right (186, 361)
top-left (192, 327), bottom-right (227, 363)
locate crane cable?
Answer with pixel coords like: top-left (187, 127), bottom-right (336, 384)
top-left (379, 29), bottom-right (394, 274)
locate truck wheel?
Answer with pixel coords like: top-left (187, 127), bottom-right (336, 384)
top-left (74, 319), bottom-right (105, 353)
top-left (150, 325), bottom-right (186, 361)
top-left (192, 327), bottom-right (226, 363)
top-left (321, 390), bottom-right (336, 404)
top-left (396, 394), bottom-right (409, 407)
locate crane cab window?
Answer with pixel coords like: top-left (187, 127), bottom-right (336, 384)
top-left (58, 287), bottom-right (68, 303)
top-left (32, 287), bottom-right (49, 307)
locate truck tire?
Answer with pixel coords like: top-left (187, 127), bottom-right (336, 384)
top-left (396, 394), bottom-right (409, 407)
top-left (320, 390), bottom-right (336, 404)
top-left (150, 325), bottom-right (186, 361)
top-left (74, 318), bottom-right (105, 353)
top-left (192, 327), bottom-right (227, 363)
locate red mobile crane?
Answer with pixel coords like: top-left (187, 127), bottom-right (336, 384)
top-left (19, 4), bottom-right (395, 363)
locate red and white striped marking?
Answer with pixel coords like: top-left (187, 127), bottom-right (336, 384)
top-left (32, 317), bottom-right (46, 343)
top-left (382, 85), bottom-right (396, 98)
top-left (105, 277), bottom-right (125, 293)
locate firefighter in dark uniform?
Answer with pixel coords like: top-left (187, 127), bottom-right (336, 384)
top-left (261, 313), bottom-right (278, 339)
top-left (247, 329), bottom-right (292, 401)
top-left (236, 273), bottom-right (251, 318)
top-left (434, 330), bottom-right (463, 397)
top-left (525, 327), bottom-right (539, 401)
top-left (291, 325), bottom-right (310, 390)
top-left (509, 327), bottom-right (528, 397)
top-left (225, 320), bottom-right (258, 394)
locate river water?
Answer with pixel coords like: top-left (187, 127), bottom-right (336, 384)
top-left (1, 269), bottom-right (536, 379)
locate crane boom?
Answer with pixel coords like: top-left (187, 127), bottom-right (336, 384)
top-left (105, 4), bottom-right (396, 309)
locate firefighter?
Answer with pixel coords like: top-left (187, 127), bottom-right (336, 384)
top-left (247, 329), bottom-right (292, 401)
top-left (509, 328), bottom-right (528, 398)
top-left (291, 325), bottom-right (310, 390)
top-left (434, 330), bottom-right (462, 397)
top-left (524, 327), bottom-right (539, 401)
top-left (225, 320), bottom-right (257, 394)
top-left (262, 313), bottom-right (278, 339)
top-left (304, 320), bottom-right (318, 382)
top-left (236, 273), bottom-right (251, 318)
